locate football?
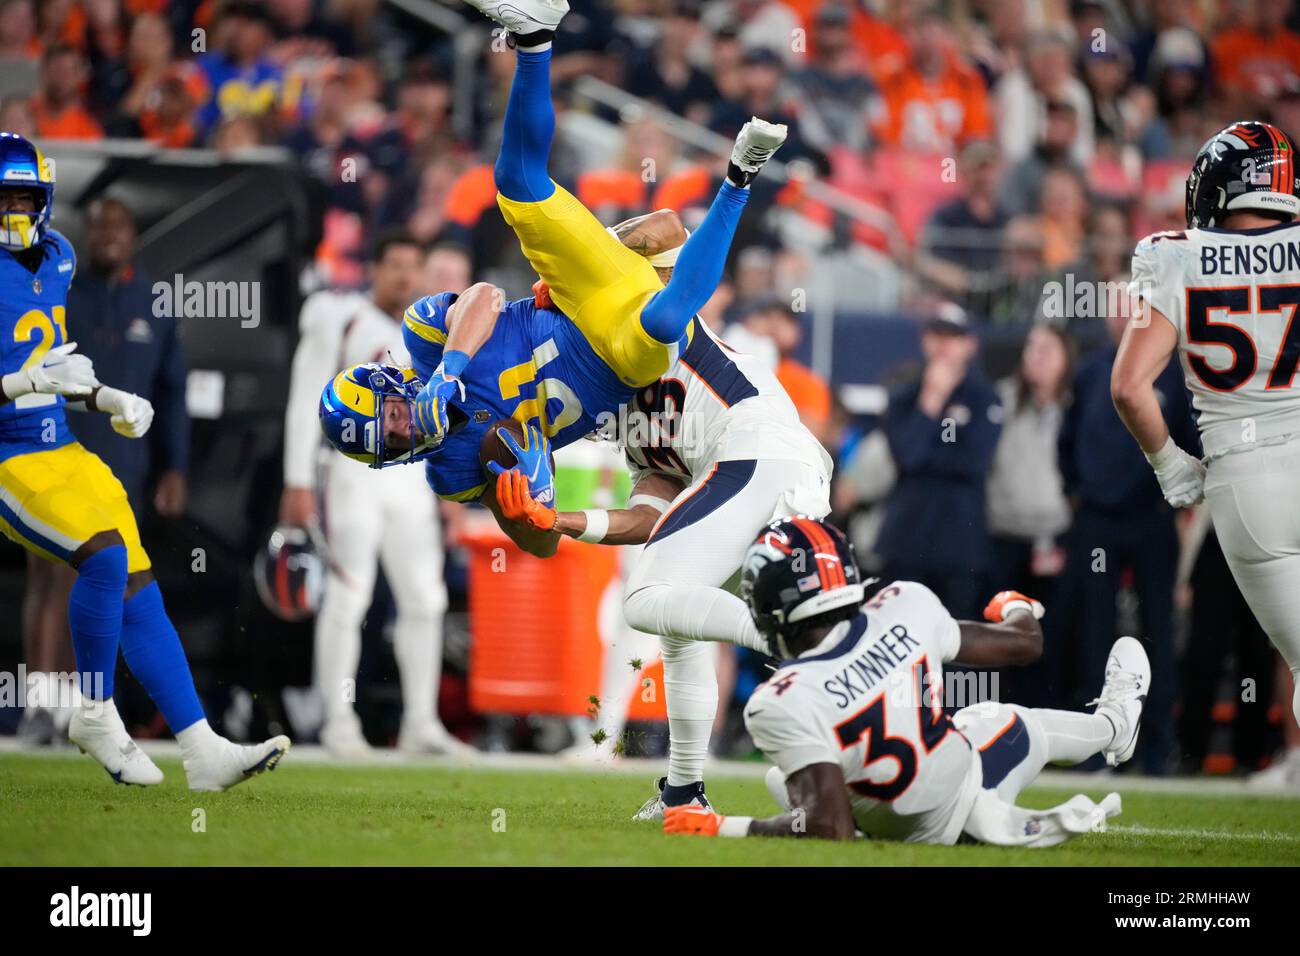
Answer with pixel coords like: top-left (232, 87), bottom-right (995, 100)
top-left (479, 417), bottom-right (550, 478)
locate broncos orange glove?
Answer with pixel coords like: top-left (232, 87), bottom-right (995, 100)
top-left (663, 805), bottom-right (724, 836)
top-left (495, 468), bottom-right (557, 532)
top-left (532, 279), bottom-right (553, 309)
top-left (984, 590), bottom-right (1045, 623)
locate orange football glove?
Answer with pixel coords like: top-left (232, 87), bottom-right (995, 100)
top-left (984, 590), bottom-right (1045, 623)
top-left (532, 279), bottom-right (553, 309)
top-left (495, 469), bottom-right (557, 532)
top-left (663, 805), bottom-right (724, 837)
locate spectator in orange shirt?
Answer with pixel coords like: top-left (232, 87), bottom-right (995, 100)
top-left (1212, 0), bottom-right (1300, 111)
top-left (32, 44), bottom-right (103, 139)
top-left (136, 63), bottom-right (205, 148)
top-left (850, 0), bottom-right (913, 85)
top-left (874, 8), bottom-right (991, 154)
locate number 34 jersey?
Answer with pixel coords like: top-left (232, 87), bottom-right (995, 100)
top-left (1131, 219), bottom-right (1300, 457)
top-left (743, 582), bottom-right (982, 846)
top-left (0, 232), bottom-right (77, 463)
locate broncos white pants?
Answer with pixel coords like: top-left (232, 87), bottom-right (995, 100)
top-left (623, 456), bottom-right (831, 787)
top-left (316, 457), bottom-right (448, 729)
top-left (1204, 439), bottom-right (1300, 726)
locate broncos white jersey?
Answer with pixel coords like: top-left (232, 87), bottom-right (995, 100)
top-left (284, 290), bottom-right (409, 487)
top-left (604, 317), bottom-right (831, 485)
top-left (743, 582), bottom-right (981, 845)
top-left (1131, 220), bottom-right (1300, 457)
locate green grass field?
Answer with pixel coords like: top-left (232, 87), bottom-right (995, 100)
top-left (3, 753), bottom-right (1298, 866)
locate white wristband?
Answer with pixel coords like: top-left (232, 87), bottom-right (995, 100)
top-left (1, 369), bottom-right (32, 400)
top-left (578, 509), bottom-right (610, 543)
top-left (1143, 436), bottom-right (1179, 471)
top-left (718, 815), bottom-right (753, 838)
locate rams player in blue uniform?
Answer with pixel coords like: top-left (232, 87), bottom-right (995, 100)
top-left (317, 0), bottom-right (786, 541)
top-left (0, 132), bottom-right (289, 790)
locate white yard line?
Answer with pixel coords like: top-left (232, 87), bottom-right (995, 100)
top-left (3, 737), bottom-right (1299, 801)
top-left (1110, 824), bottom-right (1300, 845)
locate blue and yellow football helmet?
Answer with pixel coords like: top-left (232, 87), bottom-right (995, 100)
top-left (0, 131), bottom-right (55, 251)
top-left (319, 362), bottom-right (465, 468)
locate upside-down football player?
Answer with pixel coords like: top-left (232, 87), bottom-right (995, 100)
top-left (0, 131), bottom-right (289, 789)
top-left (658, 516), bottom-right (1150, 846)
top-left (318, 0), bottom-right (786, 510)
top-left (500, 259), bottom-right (833, 820)
top-left (315, 0), bottom-right (807, 815)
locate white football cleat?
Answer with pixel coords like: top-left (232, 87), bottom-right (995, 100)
top-left (631, 776), bottom-right (713, 821)
top-left (729, 117), bottom-right (788, 185)
top-left (1248, 749), bottom-right (1300, 791)
top-left (184, 734), bottom-right (291, 792)
top-left (463, 0), bottom-right (568, 35)
top-left (68, 700), bottom-right (164, 786)
top-left (397, 721), bottom-right (477, 757)
top-left (1090, 636), bottom-right (1150, 767)
top-left (320, 714), bottom-right (374, 760)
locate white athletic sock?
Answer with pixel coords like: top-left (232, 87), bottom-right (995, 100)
top-left (314, 590), bottom-right (365, 724)
top-left (176, 718), bottom-right (222, 760)
top-left (1029, 708), bottom-right (1116, 764)
top-left (1291, 666), bottom-right (1300, 728)
top-left (393, 610), bottom-right (440, 728)
top-left (660, 635), bottom-right (718, 786)
top-left (624, 583), bottom-right (768, 653)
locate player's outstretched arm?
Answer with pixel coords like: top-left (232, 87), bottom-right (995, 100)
top-left (493, 469), bottom-right (684, 547)
top-left (481, 473), bottom-right (561, 558)
top-left (664, 763), bottom-right (857, 841)
top-left (951, 592), bottom-right (1045, 667)
top-left (1111, 304), bottom-right (1205, 508)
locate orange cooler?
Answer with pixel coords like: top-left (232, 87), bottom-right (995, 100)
top-left (464, 526), bottom-right (619, 716)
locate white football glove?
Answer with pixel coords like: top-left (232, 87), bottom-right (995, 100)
top-left (1145, 437), bottom-right (1205, 508)
top-left (96, 386), bottom-right (155, 438)
top-left (1, 342), bottom-right (99, 398)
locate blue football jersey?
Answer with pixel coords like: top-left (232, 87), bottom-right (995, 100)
top-left (0, 231), bottom-right (77, 463)
top-left (402, 293), bottom-right (634, 500)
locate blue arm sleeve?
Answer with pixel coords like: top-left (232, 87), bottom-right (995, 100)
top-left (639, 180), bottom-right (750, 344)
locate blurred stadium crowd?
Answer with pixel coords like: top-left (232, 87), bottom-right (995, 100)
top-left (4, 0), bottom-right (1300, 779)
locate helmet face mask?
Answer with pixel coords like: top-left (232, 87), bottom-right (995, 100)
top-left (1186, 121), bottom-right (1300, 229)
top-left (319, 362), bottom-right (463, 469)
top-left (0, 132), bottom-right (55, 251)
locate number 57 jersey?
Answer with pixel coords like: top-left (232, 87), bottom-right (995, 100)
top-left (0, 232), bottom-right (77, 463)
top-left (742, 582), bottom-right (982, 845)
top-left (1131, 220), bottom-right (1300, 457)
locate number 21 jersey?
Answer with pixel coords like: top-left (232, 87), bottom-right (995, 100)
top-left (0, 232), bottom-right (77, 463)
top-left (1131, 219), bottom-right (1300, 457)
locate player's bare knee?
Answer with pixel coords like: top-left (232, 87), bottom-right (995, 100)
top-left (125, 569), bottom-right (155, 599)
top-left (71, 530), bottom-right (126, 569)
